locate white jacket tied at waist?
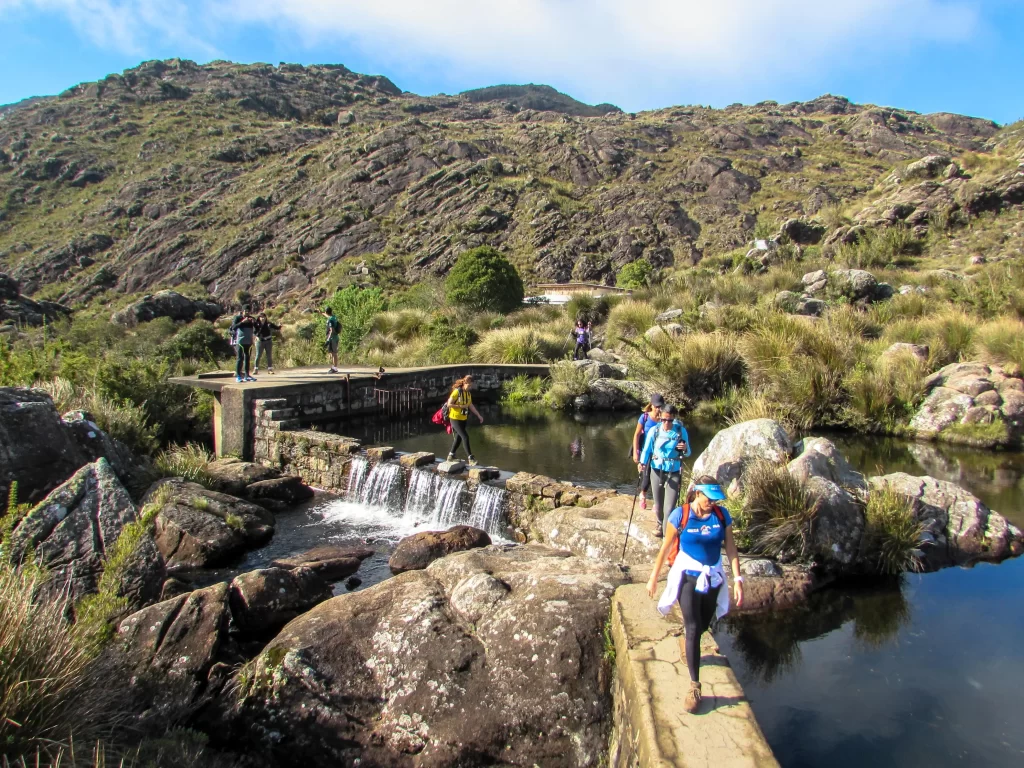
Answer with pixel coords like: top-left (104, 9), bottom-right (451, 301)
top-left (657, 550), bottom-right (730, 621)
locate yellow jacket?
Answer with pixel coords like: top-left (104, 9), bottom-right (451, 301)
top-left (448, 388), bottom-right (471, 420)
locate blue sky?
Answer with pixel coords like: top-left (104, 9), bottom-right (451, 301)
top-left (1, 1), bottom-right (1022, 124)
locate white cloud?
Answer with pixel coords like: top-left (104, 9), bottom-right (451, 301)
top-left (0, 0), bottom-right (981, 106)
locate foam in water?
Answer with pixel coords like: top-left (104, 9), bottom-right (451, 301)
top-left (468, 484), bottom-right (507, 537)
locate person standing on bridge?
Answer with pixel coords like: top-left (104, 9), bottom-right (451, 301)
top-left (321, 306), bottom-right (341, 374)
top-left (253, 312), bottom-right (280, 375)
top-left (647, 477), bottom-right (743, 714)
top-left (638, 403), bottom-right (689, 538)
top-left (230, 307), bottom-right (257, 383)
top-left (446, 375), bottom-right (484, 465)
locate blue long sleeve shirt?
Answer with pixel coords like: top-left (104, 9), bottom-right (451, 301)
top-left (640, 420), bottom-right (690, 473)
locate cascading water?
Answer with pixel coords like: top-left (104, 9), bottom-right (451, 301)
top-left (357, 461), bottom-right (404, 508)
top-left (402, 467), bottom-right (468, 527)
top-left (346, 457), bottom-right (370, 501)
top-left (402, 468), bottom-right (439, 519)
top-left (432, 476), bottom-right (467, 527)
top-left (468, 484), bottom-right (507, 537)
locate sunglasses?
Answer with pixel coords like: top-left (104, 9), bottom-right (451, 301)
top-left (660, 415), bottom-right (674, 421)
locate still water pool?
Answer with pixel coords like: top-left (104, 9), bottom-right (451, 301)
top-left (336, 404), bottom-right (1024, 768)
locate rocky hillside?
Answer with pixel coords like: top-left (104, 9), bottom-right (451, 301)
top-left (0, 58), bottom-right (1021, 310)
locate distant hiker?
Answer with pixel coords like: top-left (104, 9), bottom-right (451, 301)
top-left (638, 403), bottom-right (689, 537)
top-left (230, 307), bottom-right (257, 383)
top-left (445, 375), bottom-right (484, 465)
top-left (646, 476), bottom-right (743, 714)
top-left (631, 393), bottom-right (665, 512)
top-left (253, 312), bottom-right (280, 375)
top-left (321, 306), bottom-right (341, 374)
top-left (571, 318), bottom-right (592, 360)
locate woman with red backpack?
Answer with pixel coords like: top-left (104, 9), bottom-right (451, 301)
top-left (646, 475), bottom-right (744, 714)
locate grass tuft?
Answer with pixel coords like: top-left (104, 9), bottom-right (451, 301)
top-left (860, 486), bottom-right (924, 575)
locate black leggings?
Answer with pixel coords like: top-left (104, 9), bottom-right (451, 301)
top-left (450, 419), bottom-right (473, 458)
top-left (573, 341), bottom-right (590, 360)
top-left (235, 344), bottom-right (252, 378)
top-left (639, 461), bottom-right (652, 494)
top-left (679, 573), bottom-right (721, 682)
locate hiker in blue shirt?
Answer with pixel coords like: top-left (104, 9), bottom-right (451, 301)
top-left (638, 403), bottom-right (690, 538)
top-left (631, 393), bottom-right (665, 512)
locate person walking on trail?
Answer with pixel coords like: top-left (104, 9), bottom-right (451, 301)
top-left (321, 306), bottom-right (341, 374)
top-left (230, 307), bottom-right (257, 383)
top-left (638, 403), bottom-right (690, 538)
top-left (253, 312), bottom-right (280, 375)
top-left (631, 393), bottom-right (665, 511)
top-left (646, 476), bottom-right (743, 714)
top-left (445, 375), bottom-right (484, 465)
top-left (571, 318), bottom-right (592, 360)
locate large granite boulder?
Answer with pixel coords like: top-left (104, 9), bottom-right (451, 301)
top-left (0, 273), bottom-right (71, 327)
top-left (910, 362), bottom-right (1024, 446)
top-left (0, 388), bottom-right (86, 503)
top-left (243, 475), bottom-right (314, 510)
top-left (229, 567), bottom-right (332, 637)
top-left (61, 409), bottom-right (150, 494)
top-left (111, 290), bottom-right (222, 327)
top-left (205, 457), bottom-right (281, 496)
top-left (580, 378), bottom-right (653, 411)
top-left (690, 419), bottom-right (792, 495)
top-left (532, 492), bottom-right (661, 566)
top-left (147, 479), bottom-right (275, 570)
top-left (570, 359), bottom-right (624, 382)
top-left (779, 218), bottom-right (826, 245)
top-left (787, 438), bottom-right (867, 565)
top-left (389, 525), bottom-right (491, 574)
top-left (272, 545), bottom-right (375, 580)
top-left (868, 473), bottom-right (1024, 569)
top-left (116, 582), bottom-right (231, 707)
top-left (232, 545), bottom-right (628, 767)
top-left (6, 459), bottom-right (164, 606)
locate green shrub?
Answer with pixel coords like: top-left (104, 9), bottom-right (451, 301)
top-left (544, 360), bottom-right (591, 408)
top-left (632, 332), bottom-right (745, 405)
top-left (835, 226), bottom-right (922, 269)
top-left (606, 300), bottom-right (657, 342)
top-left (860, 486), bottom-right (924, 575)
top-left (616, 259), bottom-right (653, 289)
top-left (470, 327), bottom-right (558, 364)
top-left (566, 294), bottom-right (612, 325)
top-left (445, 246), bottom-right (524, 313)
top-left (39, 378), bottom-right (158, 456)
top-left (158, 319), bottom-right (232, 361)
top-left (738, 460), bottom-right (819, 560)
top-left (370, 309), bottom-right (428, 342)
top-left (154, 443), bottom-right (214, 487)
top-left (426, 316), bottom-right (478, 364)
top-left (500, 374), bottom-right (548, 404)
top-left (844, 353), bottom-right (928, 433)
top-left (321, 285), bottom-right (387, 353)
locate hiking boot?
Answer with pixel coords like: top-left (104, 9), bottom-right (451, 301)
top-left (235, 376), bottom-right (244, 383)
top-left (467, 455), bottom-right (478, 466)
top-left (253, 367), bottom-right (260, 374)
top-left (327, 367), bottom-right (339, 374)
top-left (245, 376), bottom-right (257, 382)
top-left (683, 681), bottom-right (702, 714)
top-left (446, 453), bottom-right (456, 461)
top-left (268, 368), bottom-right (275, 374)
top-left (655, 525), bottom-right (664, 539)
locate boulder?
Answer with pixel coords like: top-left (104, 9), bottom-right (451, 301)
top-left (116, 582), bottom-right (231, 705)
top-left (233, 545), bottom-right (628, 767)
top-left (229, 567), bottom-right (332, 636)
top-left (111, 290), bottom-right (222, 326)
top-left (690, 419), bottom-right (792, 495)
top-left (584, 378), bottom-right (653, 410)
top-left (0, 388), bottom-right (86, 503)
top-left (61, 409), bottom-right (149, 494)
top-left (788, 437), bottom-right (866, 491)
top-left (643, 323), bottom-right (686, 342)
top-left (243, 475), bottom-right (314, 510)
top-left (801, 269), bottom-right (827, 287)
top-left (910, 362), bottom-right (1024, 443)
top-left (830, 269), bottom-right (878, 301)
top-left (882, 342), bottom-right (929, 362)
top-left (909, 387), bottom-right (975, 435)
top-left (206, 457), bottom-right (281, 496)
top-left (570, 359), bottom-right (622, 382)
top-left (586, 347), bottom-right (622, 364)
top-left (780, 218), bottom-right (826, 245)
top-left (147, 479), bottom-right (275, 570)
top-left (654, 308), bottom-right (684, 323)
top-left (271, 545), bottom-right (375, 581)
top-left (533, 493), bottom-right (661, 566)
top-left (0, 274), bottom-right (71, 327)
top-left (732, 563), bottom-right (824, 614)
top-left (868, 473), bottom-right (1024, 569)
top-left (6, 459), bottom-right (164, 606)
top-left (389, 525), bottom-right (491, 573)
top-left (904, 155), bottom-right (952, 180)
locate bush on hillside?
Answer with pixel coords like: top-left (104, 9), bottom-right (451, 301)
top-left (445, 246), bottom-right (524, 313)
top-left (426, 316), bottom-right (478, 364)
top-left (470, 327), bottom-right (559, 364)
top-left (158, 319), bottom-right (232, 361)
top-left (606, 300), bottom-right (657, 342)
top-left (616, 259), bottom-right (653, 289)
top-left (321, 286), bottom-right (387, 353)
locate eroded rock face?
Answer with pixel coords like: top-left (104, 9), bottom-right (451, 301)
top-left (389, 525), bottom-right (491, 573)
top-left (271, 545), bottom-right (375, 580)
top-left (148, 479), bottom-right (275, 570)
top-left (532, 492), bottom-right (661, 566)
top-left (233, 545), bottom-right (628, 767)
top-left (243, 475), bottom-right (315, 511)
top-left (869, 473), bottom-right (1024, 569)
top-left (582, 378), bottom-right (653, 410)
top-left (111, 290), bottom-right (222, 326)
top-left (229, 567), bottom-right (332, 637)
top-left (7, 458), bottom-right (164, 606)
top-left (691, 418), bottom-right (792, 494)
top-left (206, 457), bottom-right (281, 496)
top-left (910, 362), bottom-right (1024, 446)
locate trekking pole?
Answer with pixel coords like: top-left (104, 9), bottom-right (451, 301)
top-left (621, 471), bottom-right (643, 562)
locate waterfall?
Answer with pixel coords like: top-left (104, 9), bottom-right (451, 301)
top-left (356, 461), bottom-right (404, 508)
top-left (402, 468), bottom-right (467, 527)
top-left (468, 484), bottom-right (507, 537)
top-left (346, 457), bottom-right (370, 501)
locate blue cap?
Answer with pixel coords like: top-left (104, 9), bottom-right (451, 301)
top-left (694, 483), bottom-right (726, 501)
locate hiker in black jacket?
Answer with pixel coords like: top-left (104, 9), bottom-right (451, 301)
top-left (230, 308), bottom-right (257, 382)
top-left (253, 313), bottom-right (281, 374)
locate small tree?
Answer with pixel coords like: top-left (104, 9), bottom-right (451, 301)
top-left (445, 247), bottom-right (524, 314)
top-left (616, 259), bottom-right (652, 289)
top-left (320, 285), bottom-right (387, 353)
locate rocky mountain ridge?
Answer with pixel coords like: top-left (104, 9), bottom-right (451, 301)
top-left (0, 58), bottom-right (1020, 310)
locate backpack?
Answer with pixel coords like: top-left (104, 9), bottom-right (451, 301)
top-left (431, 404), bottom-right (453, 434)
top-left (228, 327), bottom-right (238, 347)
top-left (666, 503), bottom-right (727, 567)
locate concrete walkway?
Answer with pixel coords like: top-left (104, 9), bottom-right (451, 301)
top-left (610, 584), bottom-right (779, 768)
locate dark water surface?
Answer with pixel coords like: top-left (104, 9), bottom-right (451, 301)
top-left (331, 406), bottom-right (1024, 768)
